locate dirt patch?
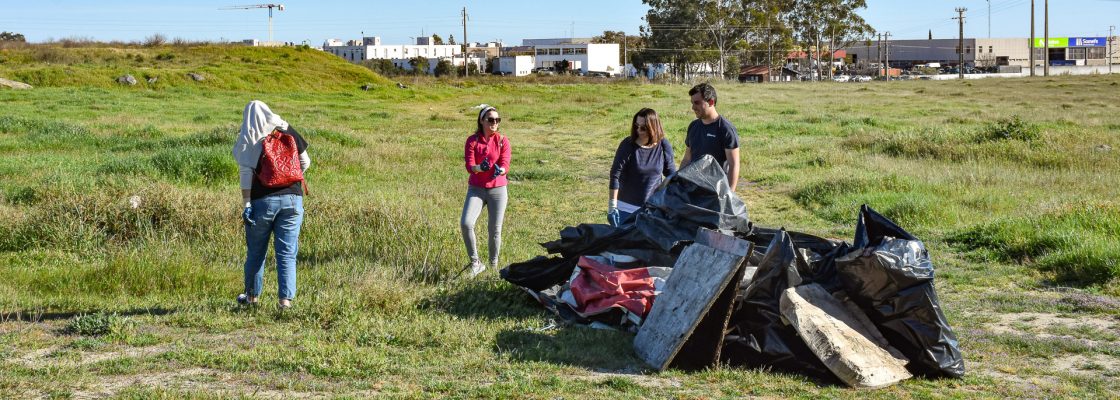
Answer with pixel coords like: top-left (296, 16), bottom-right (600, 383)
top-left (581, 369), bottom-right (683, 389)
top-left (989, 312), bottom-right (1118, 339)
top-left (987, 312), bottom-right (1120, 379)
top-left (10, 343), bottom-right (171, 369)
top-left (69, 368), bottom-right (381, 399)
top-left (1052, 354), bottom-right (1120, 376)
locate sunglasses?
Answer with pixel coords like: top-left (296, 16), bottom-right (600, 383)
top-left (635, 124), bottom-right (650, 131)
top-left (485, 117), bottom-right (502, 123)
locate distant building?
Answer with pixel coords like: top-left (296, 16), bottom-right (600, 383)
top-left (520, 38), bottom-right (620, 76)
top-left (838, 36), bottom-right (1119, 69)
top-left (738, 66), bottom-right (800, 83)
top-left (322, 35), bottom-right (494, 74)
top-left (322, 36), bottom-right (462, 63)
top-left (497, 56), bottom-right (533, 76)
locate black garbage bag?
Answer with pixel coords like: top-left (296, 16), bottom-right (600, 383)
top-left (500, 256), bottom-right (578, 292)
top-left (721, 229), bottom-right (834, 379)
top-left (744, 227), bottom-right (851, 293)
top-left (634, 154), bottom-right (751, 252)
top-left (835, 205), bottom-right (965, 378)
top-left (540, 223), bottom-right (649, 258)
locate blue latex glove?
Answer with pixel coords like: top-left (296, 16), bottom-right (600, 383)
top-left (607, 207), bottom-right (620, 227)
top-left (479, 158), bottom-right (492, 172)
top-left (242, 205), bottom-right (255, 226)
top-left (493, 165), bottom-right (506, 177)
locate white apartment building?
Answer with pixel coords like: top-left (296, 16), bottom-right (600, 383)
top-left (523, 38), bottom-right (621, 76)
top-left (322, 36), bottom-right (462, 63)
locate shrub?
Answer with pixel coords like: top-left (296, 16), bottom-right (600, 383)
top-left (67, 313), bottom-right (130, 336)
top-left (979, 116), bottom-right (1040, 142)
top-left (143, 33), bottom-right (167, 47)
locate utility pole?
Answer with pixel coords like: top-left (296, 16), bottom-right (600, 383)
top-left (954, 7), bottom-right (967, 80)
top-left (767, 17), bottom-right (773, 83)
top-left (461, 7), bottom-right (469, 77)
top-left (1030, 0), bottom-right (1035, 76)
top-left (986, 0), bottom-right (991, 38)
top-left (829, 26), bottom-right (835, 80)
top-left (884, 32), bottom-right (891, 81)
top-left (623, 32), bottom-right (628, 78)
top-left (1043, 0), bottom-right (1049, 76)
top-left (1110, 26), bottom-right (1116, 75)
top-left (877, 33), bottom-right (883, 79)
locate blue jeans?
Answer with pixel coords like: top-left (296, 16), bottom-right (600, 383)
top-left (244, 194), bottom-right (304, 300)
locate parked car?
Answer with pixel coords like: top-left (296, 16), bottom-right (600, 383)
top-left (832, 75), bottom-right (851, 83)
top-left (532, 67), bottom-right (556, 75)
top-left (851, 75), bottom-right (872, 82)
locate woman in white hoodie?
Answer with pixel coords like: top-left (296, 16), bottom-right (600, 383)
top-left (231, 100), bottom-right (310, 309)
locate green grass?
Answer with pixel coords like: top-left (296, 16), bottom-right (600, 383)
top-left (2, 44), bottom-right (1120, 398)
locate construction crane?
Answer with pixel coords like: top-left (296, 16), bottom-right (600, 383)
top-left (220, 4), bottom-right (285, 44)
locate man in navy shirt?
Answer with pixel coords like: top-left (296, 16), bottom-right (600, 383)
top-left (679, 83), bottom-right (740, 191)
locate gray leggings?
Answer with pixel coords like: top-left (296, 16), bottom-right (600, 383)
top-left (460, 185), bottom-right (508, 264)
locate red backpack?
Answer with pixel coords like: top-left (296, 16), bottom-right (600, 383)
top-left (256, 129), bottom-right (307, 192)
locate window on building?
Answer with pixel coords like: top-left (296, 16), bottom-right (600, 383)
top-left (569, 48), bottom-right (587, 55)
top-left (1087, 47), bottom-right (1106, 59)
top-left (548, 48), bottom-right (561, 55)
top-left (1069, 47), bottom-right (1087, 60)
top-left (955, 46), bottom-right (961, 54)
top-left (989, 46), bottom-right (993, 53)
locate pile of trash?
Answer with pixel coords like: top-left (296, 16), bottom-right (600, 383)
top-left (501, 155), bottom-right (964, 388)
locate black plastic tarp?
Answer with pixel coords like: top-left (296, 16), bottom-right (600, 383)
top-left (634, 155), bottom-right (751, 252)
top-left (835, 205), bottom-right (966, 378)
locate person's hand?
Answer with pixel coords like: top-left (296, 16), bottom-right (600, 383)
top-left (607, 207), bottom-right (620, 227)
top-left (242, 203), bottom-right (255, 226)
top-left (479, 158), bottom-right (492, 172)
top-left (493, 165), bottom-right (505, 177)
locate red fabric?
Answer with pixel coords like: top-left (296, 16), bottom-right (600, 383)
top-left (256, 129), bottom-right (304, 189)
top-left (464, 132), bottom-right (511, 188)
top-left (570, 256), bottom-right (658, 317)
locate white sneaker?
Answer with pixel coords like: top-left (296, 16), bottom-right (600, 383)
top-left (467, 260), bottom-right (486, 278)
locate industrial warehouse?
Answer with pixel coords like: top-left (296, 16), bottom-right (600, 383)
top-left (838, 35), bottom-right (1117, 75)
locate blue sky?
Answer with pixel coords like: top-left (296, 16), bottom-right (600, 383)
top-left (2, 1), bottom-right (1117, 45)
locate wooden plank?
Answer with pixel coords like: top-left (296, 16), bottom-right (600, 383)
top-left (671, 255), bottom-right (748, 370)
top-left (634, 233), bottom-right (750, 371)
top-left (779, 283), bottom-right (912, 389)
top-left (694, 227), bottom-right (752, 257)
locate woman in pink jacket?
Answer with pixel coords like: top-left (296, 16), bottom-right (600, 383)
top-left (460, 105), bottom-right (511, 278)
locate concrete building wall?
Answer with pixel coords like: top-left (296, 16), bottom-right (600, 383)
top-left (975, 38), bottom-right (1030, 67)
top-left (498, 56), bottom-right (533, 76)
top-left (532, 43), bottom-right (620, 75)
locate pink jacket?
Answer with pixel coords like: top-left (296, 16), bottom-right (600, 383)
top-left (464, 132), bottom-right (511, 188)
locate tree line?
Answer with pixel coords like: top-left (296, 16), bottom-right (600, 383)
top-left (594, 0), bottom-right (874, 80)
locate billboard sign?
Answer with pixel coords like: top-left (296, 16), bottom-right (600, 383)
top-left (1033, 37), bottom-right (1069, 48)
top-left (1070, 37), bottom-right (1107, 47)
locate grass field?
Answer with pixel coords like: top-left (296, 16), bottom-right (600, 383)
top-left (2, 44), bottom-right (1120, 398)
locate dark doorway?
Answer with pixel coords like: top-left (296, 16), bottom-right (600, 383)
top-left (1048, 48), bottom-right (1067, 61)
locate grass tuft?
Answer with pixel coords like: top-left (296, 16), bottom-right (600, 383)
top-left (66, 312), bottom-right (132, 336)
top-left (948, 203), bottom-right (1120, 284)
top-left (977, 116), bottom-right (1040, 142)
